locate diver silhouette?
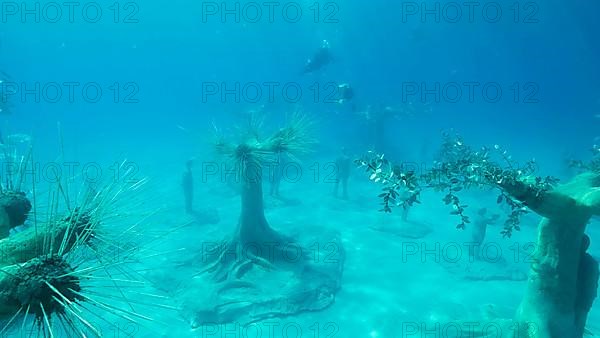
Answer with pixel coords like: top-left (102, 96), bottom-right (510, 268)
top-left (337, 83), bottom-right (354, 104)
top-left (303, 40), bottom-right (332, 74)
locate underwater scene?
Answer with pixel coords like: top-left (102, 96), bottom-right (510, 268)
top-left (1, 0), bottom-right (600, 337)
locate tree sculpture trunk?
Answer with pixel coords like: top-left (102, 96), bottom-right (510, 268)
top-left (0, 214), bottom-right (91, 268)
top-left (185, 117), bottom-right (345, 327)
top-left (236, 159), bottom-right (283, 252)
top-left (505, 173), bottom-right (600, 337)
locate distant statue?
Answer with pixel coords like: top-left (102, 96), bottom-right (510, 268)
top-left (471, 208), bottom-right (500, 260)
top-left (269, 152), bottom-right (287, 198)
top-left (333, 147), bottom-right (351, 199)
top-left (180, 158), bottom-right (220, 224)
top-left (574, 234), bottom-right (599, 337)
top-left (182, 159), bottom-right (194, 214)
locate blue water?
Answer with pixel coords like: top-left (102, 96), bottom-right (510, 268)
top-left (1, 0), bottom-right (600, 337)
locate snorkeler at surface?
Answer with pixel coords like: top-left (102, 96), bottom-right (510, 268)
top-left (302, 40), bottom-right (332, 74)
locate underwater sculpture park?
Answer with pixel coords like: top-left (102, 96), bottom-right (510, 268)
top-left (1, 3), bottom-right (600, 335)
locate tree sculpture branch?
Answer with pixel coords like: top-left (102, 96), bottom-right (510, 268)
top-left (356, 132), bottom-right (560, 237)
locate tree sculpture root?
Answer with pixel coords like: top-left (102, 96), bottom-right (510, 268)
top-left (200, 239), bottom-right (278, 284)
top-left (179, 226), bottom-right (345, 328)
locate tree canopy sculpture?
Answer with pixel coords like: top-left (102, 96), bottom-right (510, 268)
top-left (207, 114), bottom-right (316, 271)
top-left (357, 132), bottom-right (559, 236)
top-left (0, 172), bottom-right (174, 337)
top-left (357, 132), bottom-right (600, 338)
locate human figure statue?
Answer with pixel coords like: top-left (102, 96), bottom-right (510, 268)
top-left (334, 147), bottom-right (351, 199)
top-left (471, 208), bottom-right (500, 260)
top-left (269, 152), bottom-right (287, 198)
top-left (302, 40), bottom-right (332, 74)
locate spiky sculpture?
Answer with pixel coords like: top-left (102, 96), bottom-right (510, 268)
top-left (0, 209), bottom-right (92, 267)
top-left (0, 141), bottom-right (34, 239)
top-left (0, 161), bottom-right (176, 337)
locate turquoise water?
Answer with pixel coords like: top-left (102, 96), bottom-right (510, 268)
top-left (1, 0), bottom-right (600, 337)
